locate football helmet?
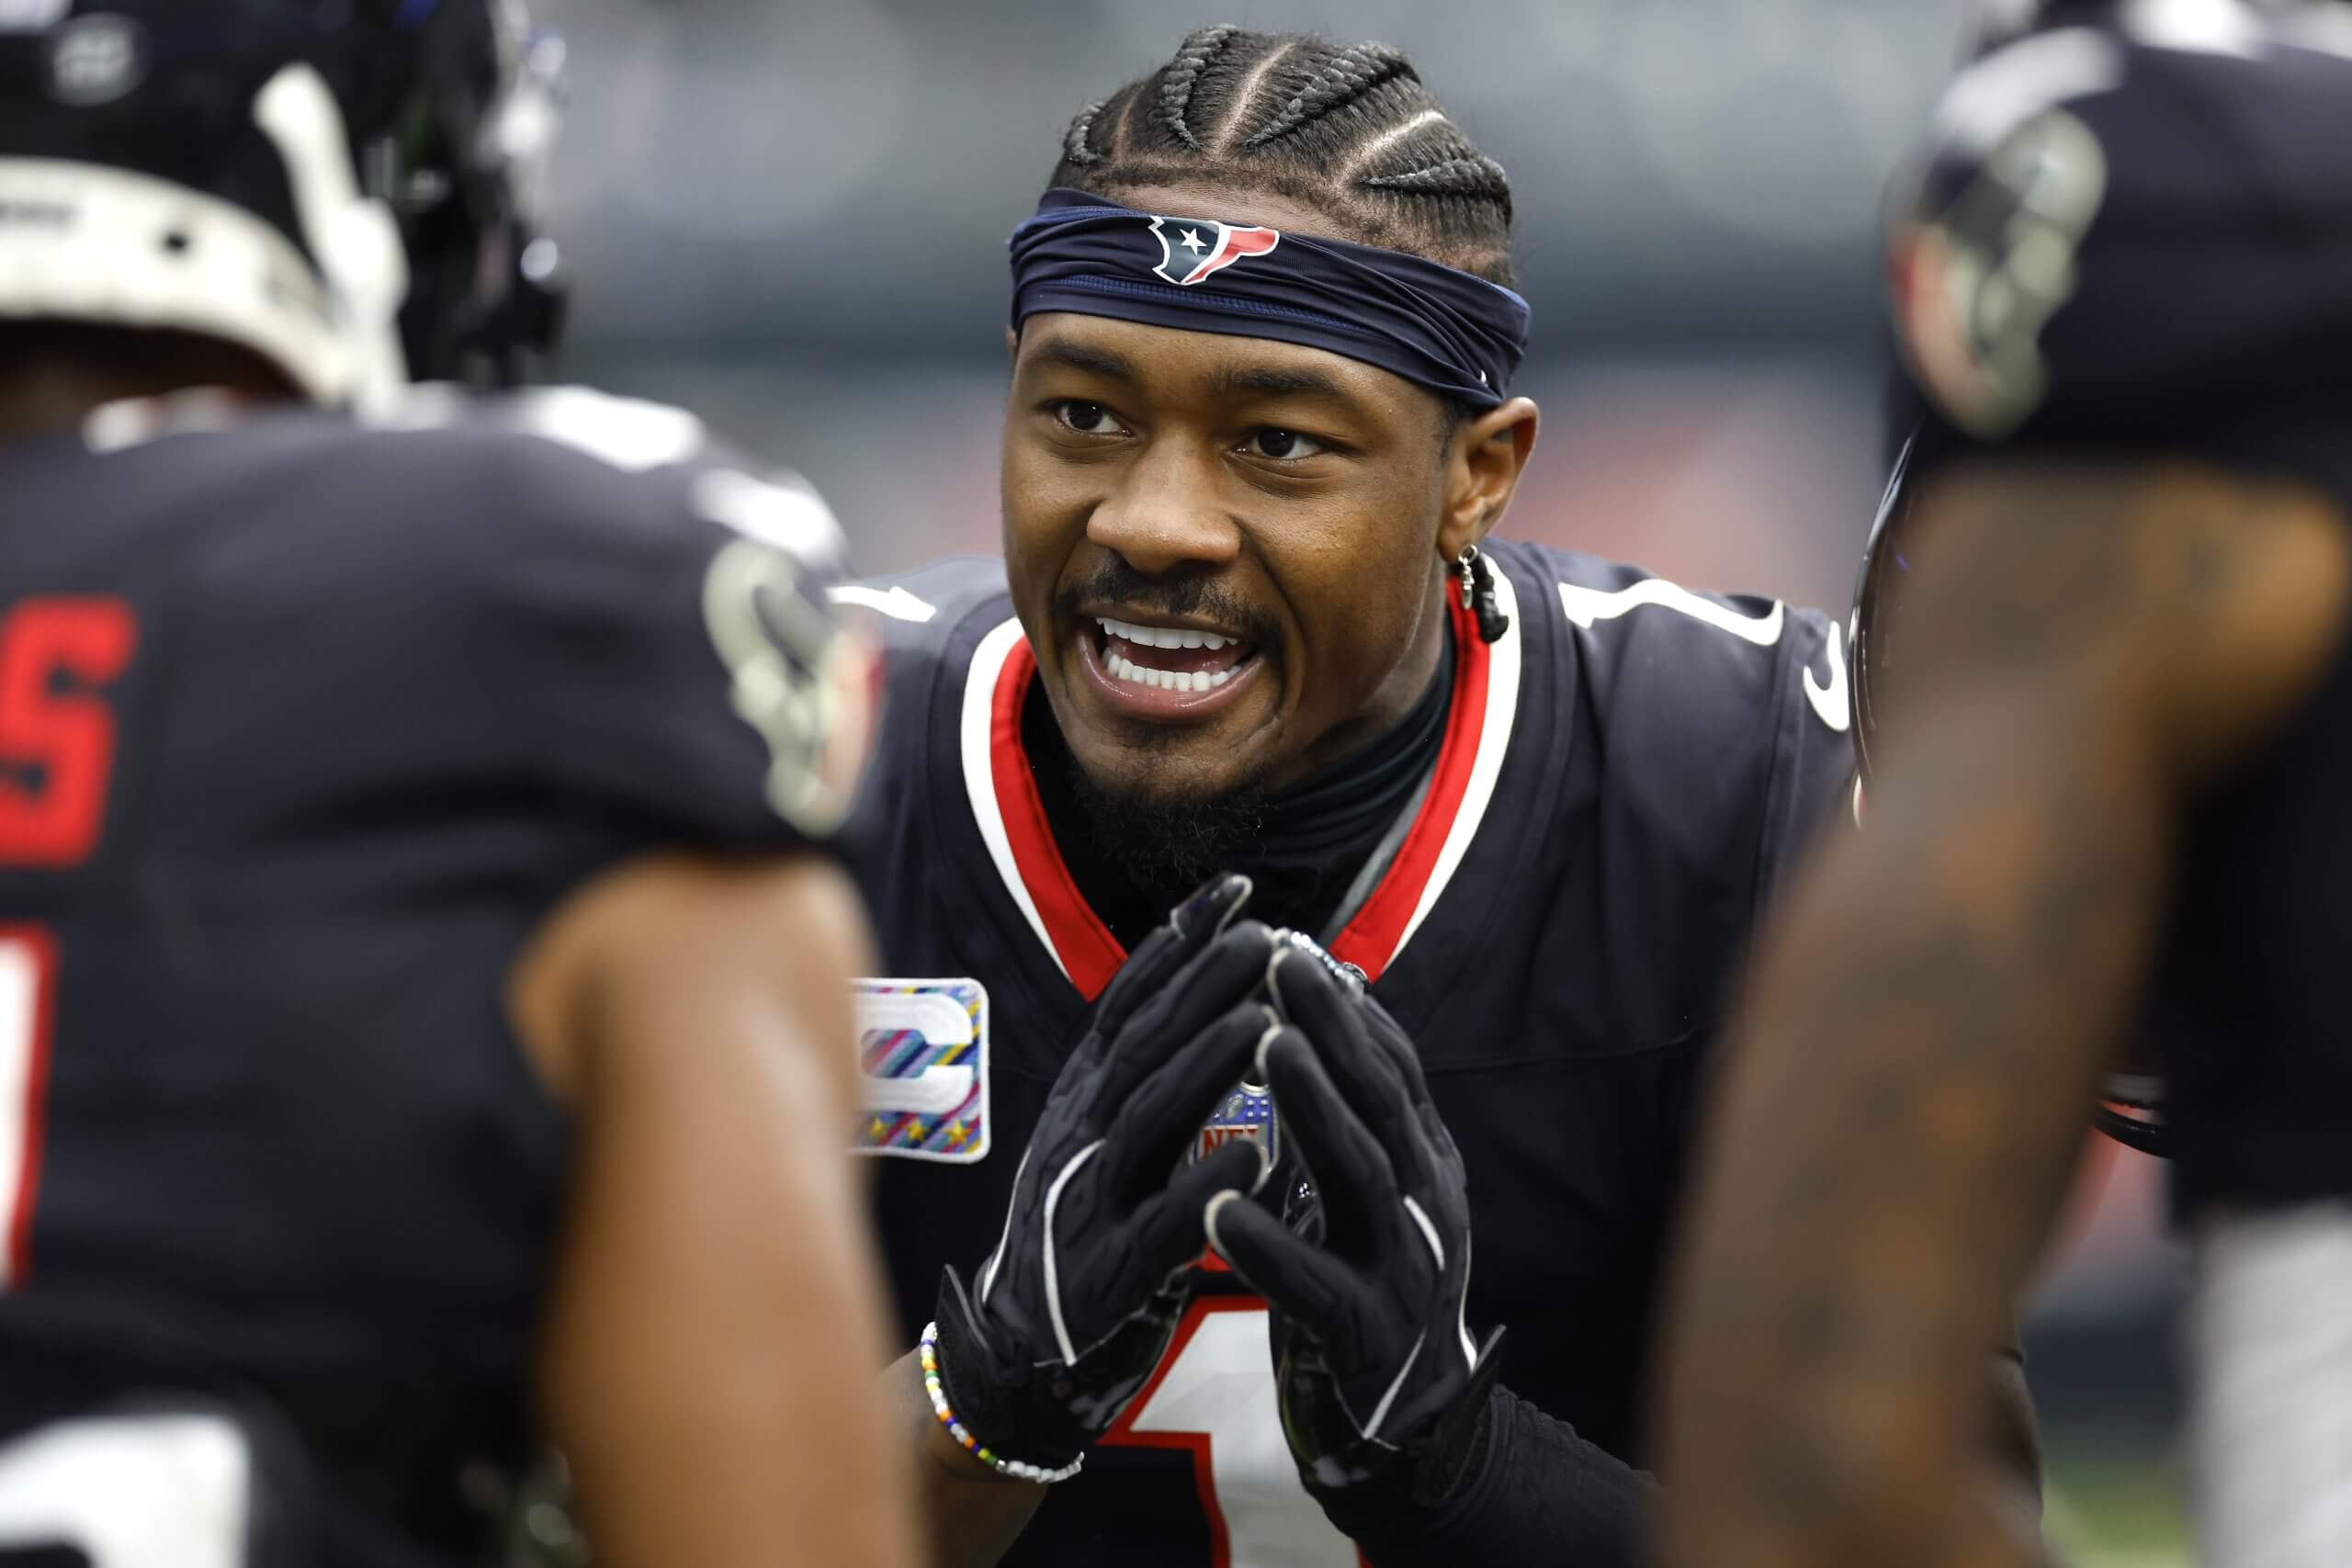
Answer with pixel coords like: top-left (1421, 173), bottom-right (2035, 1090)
top-left (1851, 430), bottom-right (2170, 1157)
top-left (0, 0), bottom-right (565, 410)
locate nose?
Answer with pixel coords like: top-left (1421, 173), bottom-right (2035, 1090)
top-left (1085, 440), bottom-right (1242, 577)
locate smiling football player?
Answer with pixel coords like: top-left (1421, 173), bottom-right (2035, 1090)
top-left (833, 26), bottom-right (2035, 1568)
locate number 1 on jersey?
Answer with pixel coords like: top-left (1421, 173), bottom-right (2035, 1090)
top-left (1103, 1299), bottom-right (1368, 1568)
top-left (0, 926), bottom-right (56, 1291)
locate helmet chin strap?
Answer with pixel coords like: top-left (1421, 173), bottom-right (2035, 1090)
top-left (252, 62), bottom-right (411, 418)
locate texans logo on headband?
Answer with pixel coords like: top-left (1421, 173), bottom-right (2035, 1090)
top-left (1148, 214), bottom-right (1282, 287)
top-left (1011, 189), bottom-right (1528, 410)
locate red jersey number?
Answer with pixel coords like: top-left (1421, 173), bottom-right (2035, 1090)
top-left (0, 927), bottom-right (55, 1290)
top-left (0, 597), bottom-right (138, 867)
top-left (0, 597), bottom-right (134, 1289)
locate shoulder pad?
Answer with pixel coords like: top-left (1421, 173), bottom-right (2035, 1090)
top-left (1498, 538), bottom-right (1852, 914)
top-left (1508, 536), bottom-right (1849, 775)
top-left (826, 557), bottom-right (1014, 707)
top-left (342, 388), bottom-right (870, 844)
top-left (830, 558), bottom-right (1010, 640)
top-left (386, 384), bottom-right (716, 470)
top-left (1891, 14), bottom-right (2352, 441)
top-left (1524, 543), bottom-right (1795, 665)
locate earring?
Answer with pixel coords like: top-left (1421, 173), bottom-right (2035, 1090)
top-left (1454, 544), bottom-right (1510, 644)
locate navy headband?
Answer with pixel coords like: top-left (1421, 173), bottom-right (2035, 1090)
top-left (1008, 188), bottom-right (1530, 410)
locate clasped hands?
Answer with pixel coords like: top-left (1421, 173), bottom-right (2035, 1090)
top-left (929, 874), bottom-right (1501, 1517)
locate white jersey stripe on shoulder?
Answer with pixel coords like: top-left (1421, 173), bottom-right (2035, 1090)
top-left (829, 584), bottom-right (938, 623)
top-left (1806, 619), bottom-right (1851, 734)
top-left (1557, 575), bottom-right (1786, 646)
top-left (1934, 27), bottom-right (2124, 154)
top-left (1386, 569), bottom-right (1522, 968)
top-left (959, 618), bottom-right (1068, 980)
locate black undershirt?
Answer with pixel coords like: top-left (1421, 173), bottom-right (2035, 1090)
top-left (1024, 633), bottom-right (1456, 953)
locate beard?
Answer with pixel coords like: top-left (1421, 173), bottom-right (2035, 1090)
top-left (1044, 556), bottom-right (1288, 903)
top-left (1061, 747), bottom-right (1274, 906)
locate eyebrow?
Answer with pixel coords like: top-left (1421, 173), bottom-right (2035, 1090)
top-left (1030, 334), bottom-right (1364, 410)
top-left (1032, 340), bottom-right (1139, 382)
top-left (1213, 364), bottom-right (1351, 401)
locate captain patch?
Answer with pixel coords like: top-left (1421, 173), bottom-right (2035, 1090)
top-left (853, 977), bottom-right (989, 1164)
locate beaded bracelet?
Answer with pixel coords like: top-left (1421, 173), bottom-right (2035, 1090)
top-left (918, 1320), bottom-right (1086, 1484)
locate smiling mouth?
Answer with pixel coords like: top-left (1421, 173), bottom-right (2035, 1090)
top-left (1075, 613), bottom-right (1269, 722)
top-left (1093, 615), bottom-right (1258, 693)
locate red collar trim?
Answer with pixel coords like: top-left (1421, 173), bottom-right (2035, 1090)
top-left (1325, 600), bottom-right (1490, 983)
top-left (987, 598), bottom-right (1494, 1001)
top-left (988, 640), bottom-right (1126, 999)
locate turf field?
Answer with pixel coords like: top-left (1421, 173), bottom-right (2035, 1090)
top-left (2042, 1437), bottom-right (2190, 1568)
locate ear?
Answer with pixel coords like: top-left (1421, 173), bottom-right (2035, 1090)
top-left (1005, 325), bottom-right (1020, 364)
top-left (1435, 397), bottom-right (1539, 565)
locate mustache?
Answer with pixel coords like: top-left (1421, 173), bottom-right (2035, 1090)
top-left (1054, 560), bottom-right (1283, 649)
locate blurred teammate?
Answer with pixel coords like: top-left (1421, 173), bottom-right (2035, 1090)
top-left (1660, 5), bottom-right (2352, 1565)
top-left (832, 27), bottom-right (2037, 1567)
top-left (0, 3), bottom-right (913, 1564)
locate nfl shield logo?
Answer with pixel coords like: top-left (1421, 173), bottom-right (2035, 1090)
top-left (853, 977), bottom-right (989, 1164)
top-left (1193, 1079), bottom-right (1279, 1168)
top-left (1148, 214), bottom-right (1282, 287)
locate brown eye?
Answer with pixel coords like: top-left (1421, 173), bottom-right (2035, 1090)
top-left (1243, 428), bottom-right (1325, 460)
top-left (1052, 400), bottom-right (1127, 436)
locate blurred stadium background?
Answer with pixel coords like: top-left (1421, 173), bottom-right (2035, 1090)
top-left (548, 2), bottom-right (2189, 1559)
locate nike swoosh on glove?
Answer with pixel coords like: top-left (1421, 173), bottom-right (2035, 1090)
top-left (1204, 935), bottom-right (1504, 1517)
top-left (932, 874), bottom-right (1281, 1473)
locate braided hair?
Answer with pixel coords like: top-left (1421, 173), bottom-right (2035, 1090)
top-left (1048, 28), bottom-right (1515, 287)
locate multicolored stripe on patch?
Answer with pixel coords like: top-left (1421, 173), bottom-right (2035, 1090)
top-left (852, 977), bottom-right (990, 1164)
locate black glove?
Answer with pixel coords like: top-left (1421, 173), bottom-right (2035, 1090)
top-left (1205, 936), bottom-right (1503, 1514)
top-left (932, 874), bottom-right (1279, 1472)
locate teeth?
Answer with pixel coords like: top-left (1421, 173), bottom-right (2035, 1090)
top-left (1104, 649), bottom-right (1239, 694)
top-left (1096, 616), bottom-right (1235, 653)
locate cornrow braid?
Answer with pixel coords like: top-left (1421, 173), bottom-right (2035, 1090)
top-left (1046, 28), bottom-right (1516, 288)
top-left (1157, 24), bottom-right (1239, 151)
top-left (1362, 154), bottom-right (1514, 227)
top-left (1243, 41), bottom-right (1414, 150)
top-left (1062, 98), bottom-right (1107, 166)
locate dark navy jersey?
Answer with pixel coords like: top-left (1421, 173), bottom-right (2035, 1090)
top-left (836, 538), bottom-right (1852, 1567)
top-left (1887, 9), bottom-right (2352, 1215)
top-left (0, 387), bottom-right (867, 1559)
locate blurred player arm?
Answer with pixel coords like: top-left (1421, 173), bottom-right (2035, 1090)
top-left (513, 852), bottom-right (921, 1568)
top-left (1657, 460), bottom-right (2351, 1568)
top-left (1984, 1317), bottom-right (2042, 1527)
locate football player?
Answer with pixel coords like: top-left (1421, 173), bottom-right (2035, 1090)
top-left (0, 4), bottom-right (912, 1565)
top-left (1658, 5), bottom-right (2352, 1566)
top-left (839, 27), bottom-right (2041, 1568)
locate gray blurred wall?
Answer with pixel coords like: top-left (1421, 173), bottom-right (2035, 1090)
top-left (549, 1), bottom-right (1975, 611)
top-left (553, 0), bottom-right (1971, 358)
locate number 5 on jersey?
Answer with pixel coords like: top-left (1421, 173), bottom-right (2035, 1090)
top-left (0, 596), bottom-right (138, 865)
top-left (0, 595), bottom-right (139, 1292)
